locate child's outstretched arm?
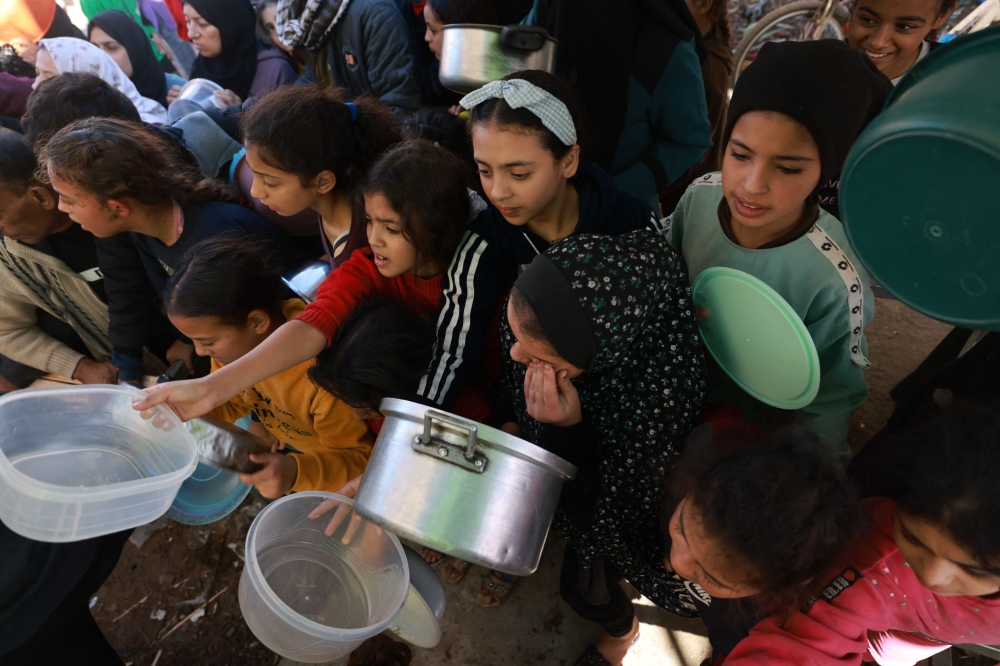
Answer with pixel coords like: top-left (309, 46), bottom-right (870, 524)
top-left (133, 320), bottom-right (327, 420)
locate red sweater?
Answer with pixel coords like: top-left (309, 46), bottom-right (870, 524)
top-left (297, 248), bottom-right (493, 424)
top-left (297, 248), bottom-right (444, 341)
top-left (724, 498), bottom-right (1000, 665)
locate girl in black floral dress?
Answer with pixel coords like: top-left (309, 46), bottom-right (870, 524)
top-left (496, 229), bottom-right (706, 662)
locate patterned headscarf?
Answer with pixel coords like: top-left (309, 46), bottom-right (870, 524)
top-left (500, 229), bottom-right (706, 613)
top-left (39, 38), bottom-right (168, 125)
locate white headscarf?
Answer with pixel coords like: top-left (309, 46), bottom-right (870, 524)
top-left (38, 38), bottom-right (169, 125)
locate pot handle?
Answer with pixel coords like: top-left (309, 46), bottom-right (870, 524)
top-left (412, 409), bottom-right (489, 473)
top-left (499, 25), bottom-right (550, 52)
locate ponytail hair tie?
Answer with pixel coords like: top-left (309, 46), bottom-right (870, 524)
top-left (346, 102), bottom-right (358, 124)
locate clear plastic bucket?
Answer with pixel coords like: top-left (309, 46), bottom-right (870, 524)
top-left (239, 493), bottom-right (410, 663)
top-left (0, 385), bottom-right (197, 542)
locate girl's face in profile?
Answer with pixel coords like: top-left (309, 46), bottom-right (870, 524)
top-left (245, 145), bottom-right (324, 218)
top-left (48, 167), bottom-right (123, 238)
top-left (506, 299), bottom-right (585, 380)
top-left (894, 510), bottom-right (1000, 597)
top-left (168, 312), bottom-right (270, 365)
top-left (423, 2), bottom-right (444, 59)
top-left (721, 111), bottom-right (822, 244)
top-left (847, 0), bottom-right (949, 80)
top-left (664, 496), bottom-right (762, 600)
top-left (472, 122), bottom-right (580, 229)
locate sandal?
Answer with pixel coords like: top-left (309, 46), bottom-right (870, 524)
top-left (421, 547), bottom-right (444, 565)
top-left (476, 570), bottom-right (519, 607)
top-left (441, 556), bottom-right (471, 584)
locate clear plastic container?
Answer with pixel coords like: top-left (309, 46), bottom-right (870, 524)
top-left (175, 77), bottom-right (228, 109)
top-left (239, 493), bottom-right (410, 663)
top-left (0, 385), bottom-right (197, 542)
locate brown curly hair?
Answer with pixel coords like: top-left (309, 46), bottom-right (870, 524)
top-left (38, 117), bottom-right (239, 207)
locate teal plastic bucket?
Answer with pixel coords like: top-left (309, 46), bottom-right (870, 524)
top-left (840, 27), bottom-right (1000, 329)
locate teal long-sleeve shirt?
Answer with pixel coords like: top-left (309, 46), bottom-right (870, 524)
top-left (663, 174), bottom-right (874, 462)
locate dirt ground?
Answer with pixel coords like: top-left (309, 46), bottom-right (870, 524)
top-left (91, 299), bottom-right (987, 666)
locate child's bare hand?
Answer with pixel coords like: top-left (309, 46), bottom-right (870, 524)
top-left (307, 475), bottom-right (381, 543)
top-left (239, 453), bottom-right (297, 499)
top-left (524, 361), bottom-right (582, 427)
top-left (133, 377), bottom-right (218, 421)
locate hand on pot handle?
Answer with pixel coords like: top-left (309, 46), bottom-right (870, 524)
top-left (307, 475), bottom-right (380, 542)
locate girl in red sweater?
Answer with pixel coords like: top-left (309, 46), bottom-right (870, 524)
top-left (136, 140), bottom-right (486, 421)
top-left (724, 405), bottom-right (1000, 665)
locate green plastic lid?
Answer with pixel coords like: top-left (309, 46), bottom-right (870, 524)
top-left (693, 267), bottom-right (820, 409)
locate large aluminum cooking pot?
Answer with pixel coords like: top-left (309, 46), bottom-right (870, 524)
top-left (353, 399), bottom-right (576, 576)
top-left (438, 24), bottom-right (558, 94)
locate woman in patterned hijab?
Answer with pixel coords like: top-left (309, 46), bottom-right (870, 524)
top-left (494, 229), bottom-right (706, 660)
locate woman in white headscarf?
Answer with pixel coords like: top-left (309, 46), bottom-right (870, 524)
top-left (32, 37), bottom-right (169, 125)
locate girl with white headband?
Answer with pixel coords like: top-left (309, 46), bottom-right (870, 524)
top-left (414, 70), bottom-right (663, 603)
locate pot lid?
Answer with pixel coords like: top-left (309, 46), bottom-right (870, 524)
top-left (389, 545), bottom-right (446, 648)
top-left (692, 267), bottom-right (820, 409)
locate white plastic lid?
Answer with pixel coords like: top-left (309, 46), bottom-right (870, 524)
top-left (389, 546), bottom-right (446, 648)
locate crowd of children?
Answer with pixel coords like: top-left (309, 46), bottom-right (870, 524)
top-left (0, 0), bottom-right (995, 664)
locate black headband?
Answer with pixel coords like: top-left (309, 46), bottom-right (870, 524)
top-left (513, 254), bottom-right (596, 372)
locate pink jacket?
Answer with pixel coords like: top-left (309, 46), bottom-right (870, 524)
top-left (725, 499), bottom-right (1000, 665)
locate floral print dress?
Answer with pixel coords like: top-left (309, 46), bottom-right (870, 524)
top-left (498, 229), bottom-right (707, 615)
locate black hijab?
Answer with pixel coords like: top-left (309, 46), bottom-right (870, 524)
top-left (89, 10), bottom-right (169, 107)
top-left (724, 39), bottom-right (893, 190)
top-left (186, 0), bottom-right (258, 100)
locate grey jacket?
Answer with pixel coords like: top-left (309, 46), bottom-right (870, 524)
top-left (0, 236), bottom-right (111, 377)
top-left (301, 0), bottom-right (422, 114)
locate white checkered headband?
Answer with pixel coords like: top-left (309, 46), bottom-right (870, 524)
top-left (460, 78), bottom-right (578, 147)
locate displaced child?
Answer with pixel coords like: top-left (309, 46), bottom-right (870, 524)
top-left (136, 140), bottom-right (488, 423)
top-left (164, 236), bottom-right (373, 498)
top-left (724, 405), bottom-right (1000, 665)
top-left (236, 84), bottom-right (402, 260)
top-left (847, 0), bottom-right (957, 85)
top-left (418, 69), bottom-right (662, 412)
top-left (40, 117), bottom-right (308, 380)
top-left (665, 40), bottom-right (892, 460)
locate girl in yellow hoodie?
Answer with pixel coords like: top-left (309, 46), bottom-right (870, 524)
top-left (164, 236), bottom-right (373, 498)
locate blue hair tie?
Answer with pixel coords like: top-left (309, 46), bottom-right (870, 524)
top-left (346, 102), bottom-right (358, 123)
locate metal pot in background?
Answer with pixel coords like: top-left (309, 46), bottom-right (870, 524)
top-left (353, 399), bottom-right (577, 576)
top-left (438, 24), bottom-right (558, 94)
top-left (282, 259), bottom-right (332, 304)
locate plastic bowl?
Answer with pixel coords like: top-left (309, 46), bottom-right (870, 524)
top-left (176, 77), bottom-right (228, 110)
top-left (0, 385), bottom-right (197, 542)
top-left (166, 461), bottom-right (250, 526)
top-left (239, 492), bottom-right (410, 663)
